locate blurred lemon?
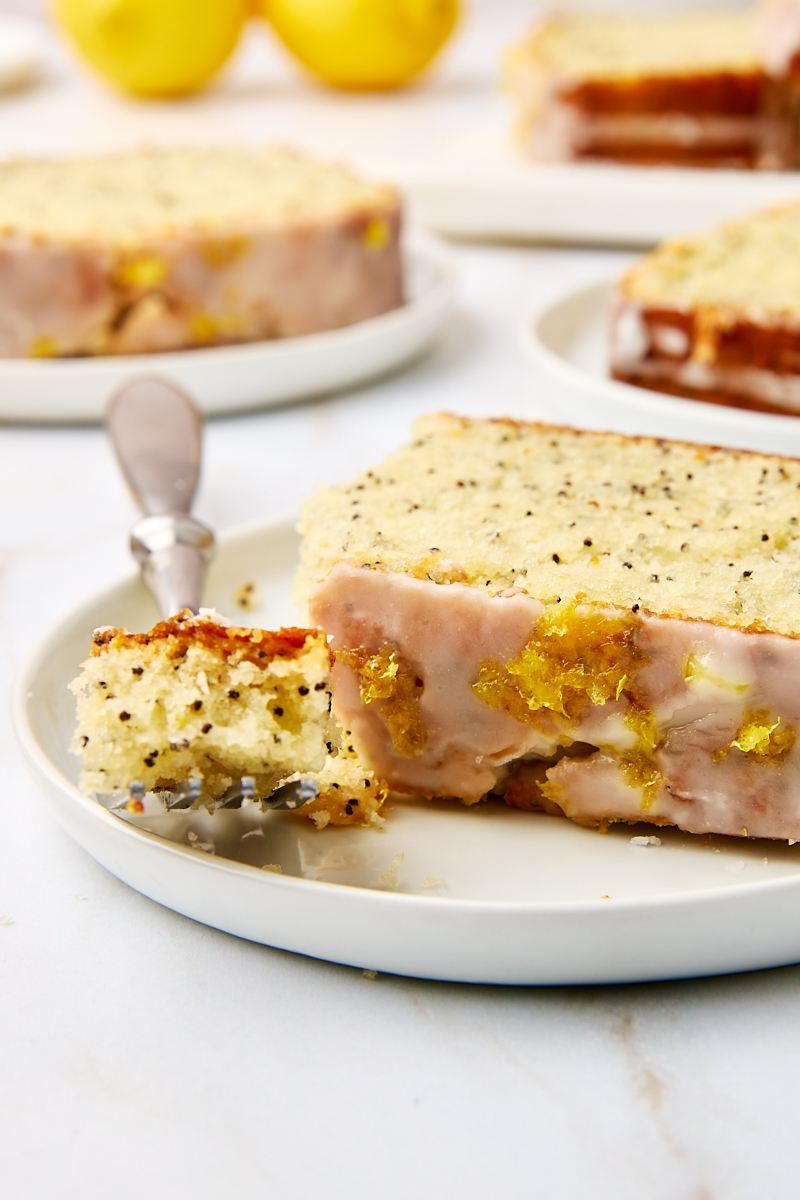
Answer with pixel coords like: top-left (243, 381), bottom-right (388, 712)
top-left (52, 0), bottom-right (249, 97)
top-left (261, 0), bottom-right (459, 89)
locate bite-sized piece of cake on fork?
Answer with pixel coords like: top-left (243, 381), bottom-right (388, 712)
top-left (0, 146), bottom-right (403, 358)
top-left (505, 8), bottom-right (799, 168)
top-left (298, 413), bottom-right (800, 842)
top-left (69, 610), bottom-right (385, 827)
top-left (610, 199), bottom-right (800, 415)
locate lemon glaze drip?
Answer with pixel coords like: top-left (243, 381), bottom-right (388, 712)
top-left (539, 750), bottom-right (664, 816)
top-left (683, 653), bottom-right (749, 695)
top-left (713, 710), bottom-right (796, 763)
top-left (340, 643), bottom-right (427, 758)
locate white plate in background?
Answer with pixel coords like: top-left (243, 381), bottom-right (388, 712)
top-left (523, 278), bottom-right (800, 456)
top-left (391, 124), bottom-right (800, 246)
top-left (0, 231), bottom-right (456, 424)
top-left (15, 515), bottom-right (800, 986)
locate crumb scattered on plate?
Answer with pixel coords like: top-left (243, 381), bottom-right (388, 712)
top-left (234, 582), bottom-right (258, 610)
top-left (378, 852), bottom-right (404, 890)
top-left (188, 831), bottom-right (215, 854)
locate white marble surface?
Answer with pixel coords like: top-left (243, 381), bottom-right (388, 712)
top-left (3, 5), bottom-right (800, 1199)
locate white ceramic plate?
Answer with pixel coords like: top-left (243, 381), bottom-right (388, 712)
top-left (392, 124), bottom-right (800, 246)
top-left (0, 231), bottom-right (455, 424)
top-left (15, 515), bottom-right (800, 985)
top-left (523, 277), bottom-right (800, 457)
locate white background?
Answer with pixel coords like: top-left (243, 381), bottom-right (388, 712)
top-left (2, 4), bottom-right (798, 1200)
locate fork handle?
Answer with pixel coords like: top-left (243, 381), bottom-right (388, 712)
top-left (130, 514), bottom-right (215, 620)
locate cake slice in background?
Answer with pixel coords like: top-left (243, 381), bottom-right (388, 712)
top-left (0, 146), bottom-right (402, 358)
top-left (299, 414), bottom-right (800, 841)
top-left (505, 8), bottom-right (799, 169)
top-left (70, 610), bottom-right (385, 827)
top-left (610, 199), bottom-right (800, 414)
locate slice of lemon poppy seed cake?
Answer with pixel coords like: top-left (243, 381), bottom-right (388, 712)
top-left (297, 413), bottom-right (800, 840)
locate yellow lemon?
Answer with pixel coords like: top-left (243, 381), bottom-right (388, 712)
top-left (52, 0), bottom-right (249, 98)
top-left (261, 0), bottom-right (459, 90)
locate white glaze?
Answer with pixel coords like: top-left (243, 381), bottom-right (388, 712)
top-left (0, 212), bottom-right (403, 358)
top-left (752, 0), bottom-right (800, 76)
top-left (311, 562), bottom-right (800, 839)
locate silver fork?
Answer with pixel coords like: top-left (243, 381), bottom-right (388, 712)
top-left (105, 376), bottom-right (318, 814)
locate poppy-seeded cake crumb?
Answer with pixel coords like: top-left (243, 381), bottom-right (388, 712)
top-left (297, 413), bottom-right (800, 637)
top-left (69, 610), bottom-right (385, 826)
top-left (621, 201), bottom-right (800, 314)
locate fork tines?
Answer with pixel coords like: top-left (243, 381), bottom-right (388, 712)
top-left (108, 775), bottom-right (319, 814)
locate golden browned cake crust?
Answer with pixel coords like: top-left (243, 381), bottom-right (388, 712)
top-left (89, 612), bottom-right (316, 665)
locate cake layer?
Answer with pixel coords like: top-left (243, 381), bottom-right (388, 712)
top-left (299, 414), bottom-right (800, 840)
top-left (523, 105), bottom-right (795, 168)
top-left (0, 147), bottom-right (402, 357)
top-left (611, 200), bottom-right (800, 414)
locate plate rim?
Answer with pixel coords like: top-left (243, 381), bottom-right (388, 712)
top-left (521, 275), bottom-right (800, 442)
top-left (394, 123), bottom-right (800, 246)
top-left (15, 511), bottom-right (800, 921)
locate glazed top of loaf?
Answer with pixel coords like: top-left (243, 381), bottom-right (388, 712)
top-left (297, 413), bottom-right (800, 637)
top-left (0, 147), bottom-right (399, 244)
top-left (621, 201), bottom-right (800, 316)
top-left (509, 11), bottom-right (761, 83)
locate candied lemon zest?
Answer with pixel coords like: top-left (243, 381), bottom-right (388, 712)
top-left (616, 750), bottom-right (664, 813)
top-left (341, 644), bottom-right (426, 758)
top-left (473, 603), bottom-right (636, 722)
top-left (713, 710), bottom-right (796, 763)
top-left (114, 257), bottom-right (167, 288)
top-left (29, 336), bottom-right (58, 358)
top-left (190, 312), bottom-right (218, 342)
top-left (201, 236), bottom-right (249, 269)
top-left (363, 217), bottom-right (389, 250)
top-left (624, 703), bottom-right (659, 750)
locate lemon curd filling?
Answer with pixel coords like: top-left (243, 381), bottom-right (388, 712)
top-left (713, 710), bottom-right (796, 763)
top-left (682, 653), bottom-right (750, 694)
top-left (470, 604), bottom-right (674, 812)
top-left (113, 257), bottom-right (168, 288)
top-left (340, 643), bottom-right (427, 758)
top-left (472, 604), bottom-right (638, 722)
